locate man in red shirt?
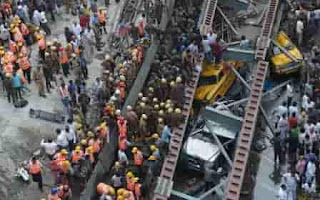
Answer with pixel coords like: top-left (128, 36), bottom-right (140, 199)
top-left (288, 112), bottom-right (298, 130)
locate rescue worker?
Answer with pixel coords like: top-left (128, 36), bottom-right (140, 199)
top-left (18, 53), bottom-right (31, 84)
top-left (98, 8), bottom-right (107, 34)
top-left (37, 34), bottom-right (46, 61)
top-left (126, 172), bottom-right (135, 192)
top-left (33, 66), bottom-right (46, 97)
top-left (59, 46), bottom-right (70, 77)
top-left (17, 42), bottom-right (29, 57)
top-left (170, 77), bottom-right (184, 107)
top-left (28, 157), bottom-right (43, 191)
top-left (78, 90), bottom-right (91, 119)
top-left (171, 108), bottom-right (184, 127)
top-left (117, 113), bottom-right (128, 139)
top-left (138, 114), bottom-right (148, 138)
top-left (3, 73), bottom-right (15, 103)
top-left (133, 177), bottom-right (142, 200)
top-left (132, 147), bottom-right (144, 177)
top-left (43, 52), bottom-right (54, 93)
top-left (125, 105), bottom-right (139, 138)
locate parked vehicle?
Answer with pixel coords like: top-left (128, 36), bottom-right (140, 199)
top-left (270, 31), bottom-right (303, 75)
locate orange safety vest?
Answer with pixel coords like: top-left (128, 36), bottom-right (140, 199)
top-left (29, 160), bottom-right (41, 174)
top-left (117, 119), bottom-right (127, 138)
top-left (118, 138), bottom-right (127, 151)
top-left (14, 30), bottom-right (24, 43)
top-left (38, 38), bottom-right (46, 50)
top-left (133, 150), bottom-right (143, 166)
top-left (134, 183), bottom-right (142, 197)
top-left (71, 150), bottom-right (83, 162)
top-left (55, 153), bottom-right (67, 164)
top-left (98, 11), bottom-right (106, 23)
top-left (58, 162), bottom-right (70, 173)
top-left (127, 178), bottom-right (135, 191)
top-left (59, 50), bottom-right (69, 64)
top-left (20, 45), bottom-right (28, 57)
top-left (9, 40), bottom-right (16, 53)
top-left (18, 56), bottom-right (31, 70)
top-left (98, 126), bottom-right (108, 138)
top-left (20, 23), bottom-right (30, 35)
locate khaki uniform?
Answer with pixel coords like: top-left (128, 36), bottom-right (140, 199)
top-left (138, 118), bottom-right (148, 138)
top-left (33, 69), bottom-right (45, 95)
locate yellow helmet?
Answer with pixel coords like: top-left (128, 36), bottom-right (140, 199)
top-left (0, 46), bottom-right (4, 50)
top-left (118, 63), bottom-right (124, 68)
top-left (148, 155), bottom-right (156, 160)
top-left (18, 42), bottom-right (23, 47)
top-left (18, 53), bottom-right (23, 58)
top-left (61, 149), bottom-right (68, 155)
top-left (152, 133), bottom-right (159, 139)
top-left (117, 188), bottom-right (126, 196)
top-left (75, 146), bottom-right (81, 151)
top-left (10, 24), bottom-right (15, 29)
top-left (150, 145), bottom-right (157, 152)
top-left (117, 196), bottom-right (124, 200)
top-left (80, 139), bottom-right (87, 146)
top-left (131, 147), bottom-right (138, 153)
top-left (108, 186), bottom-right (115, 195)
top-left (86, 146), bottom-right (93, 153)
top-left (62, 160), bottom-right (70, 167)
top-left (87, 131), bottom-right (94, 137)
top-left (0, 51), bottom-right (4, 55)
top-left (133, 177), bottom-right (139, 183)
top-left (35, 26), bottom-right (40, 31)
top-left (126, 171), bottom-right (133, 178)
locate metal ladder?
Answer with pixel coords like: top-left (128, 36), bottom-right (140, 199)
top-left (255, 0), bottom-right (279, 60)
top-left (200, 0), bottom-right (218, 35)
top-left (153, 70), bottom-right (201, 200)
top-left (225, 61), bottom-right (269, 200)
top-left (226, 0), bottom-right (279, 199)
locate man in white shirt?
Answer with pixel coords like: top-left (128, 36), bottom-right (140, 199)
top-left (276, 102), bottom-right (288, 118)
top-left (278, 184), bottom-right (287, 200)
top-left (286, 83), bottom-right (293, 107)
top-left (207, 31), bottom-right (217, 45)
top-left (56, 128), bottom-right (69, 150)
top-left (72, 22), bottom-right (82, 41)
top-left (118, 149), bottom-right (128, 165)
top-left (64, 125), bottom-right (76, 151)
top-left (40, 11), bottom-right (51, 35)
top-left (278, 114), bottom-right (288, 140)
top-left (40, 138), bottom-right (57, 160)
top-left (202, 36), bottom-right (213, 62)
top-left (296, 19), bottom-right (304, 46)
top-left (289, 101), bottom-right (299, 117)
top-left (302, 94), bottom-right (309, 111)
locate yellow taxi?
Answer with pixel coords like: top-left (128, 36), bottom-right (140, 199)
top-left (195, 61), bottom-right (243, 103)
top-left (270, 31), bottom-right (303, 75)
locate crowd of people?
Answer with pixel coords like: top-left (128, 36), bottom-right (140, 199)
top-left (275, 3), bottom-right (320, 200)
top-left (0, 0), bottom-right (229, 199)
